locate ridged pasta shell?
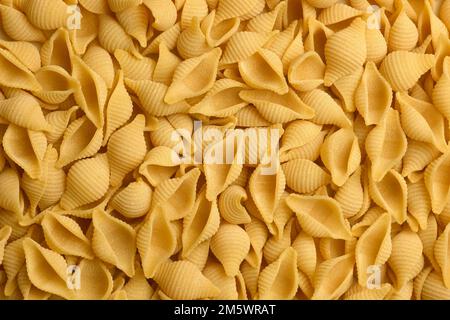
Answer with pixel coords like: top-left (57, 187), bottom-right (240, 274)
top-left (369, 169), bottom-right (407, 224)
top-left (114, 49), bottom-right (154, 81)
top-left (434, 224), bottom-right (450, 288)
top-left (365, 108), bottom-right (407, 182)
top-left (365, 28), bottom-right (387, 64)
top-left (138, 146), bottom-right (181, 186)
top-left (68, 7), bottom-right (98, 55)
top-left (137, 206), bottom-right (177, 278)
top-left (433, 65), bottom-right (450, 121)
top-left (210, 224), bottom-right (250, 276)
top-left (60, 153), bottom-right (110, 210)
top-left (246, 1), bottom-right (284, 31)
top-left (0, 5), bottom-right (45, 42)
top-left (305, 0), bottom-right (338, 8)
top-left (0, 210), bottom-right (27, 242)
top-left (407, 179), bottom-right (431, 230)
top-left (79, 0), bottom-right (109, 14)
top-left (107, 114), bottom-right (147, 187)
top-left (143, 0), bottom-right (177, 31)
top-left (418, 0), bottom-right (448, 49)
top-left (126, 79), bottom-right (190, 116)
top-left (235, 105), bottom-right (271, 127)
top-left (71, 55), bottom-right (108, 128)
top-left (110, 179), bottom-right (152, 218)
top-left (379, 51), bottom-right (434, 92)
top-left (144, 22), bottom-right (181, 55)
top-left (2, 237), bottom-right (25, 295)
top-left (92, 208), bottom-right (136, 277)
top-left (177, 16), bottom-right (212, 60)
top-left (216, 0), bottom-right (265, 22)
top-left (320, 128), bottom-right (361, 186)
top-left (23, 0), bottom-right (68, 30)
top-left (58, 116), bottom-right (103, 168)
top-left (324, 18), bottom-right (366, 86)
top-left (180, 0), bottom-right (208, 30)
top-left (355, 212), bottom-right (391, 286)
top-left (344, 283), bottom-right (392, 300)
top-left (282, 159), bottom-right (331, 193)
top-left (258, 247), bottom-right (298, 299)
top-left (116, 4), bottom-right (148, 47)
top-left (190, 79), bottom-right (247, 117)
top-left (312, 254), bottom-right (354, 300)
top-left (3, 125), bottom-right (47, 180)
top-left (388, 6), bottom-right (418, 52)
top-left (280, 120), bottom-right (322, 153)
top-left (22, 238), bottom-right (73, 299)
top-left (75, 258), bottom-right (113, 300)
top-left (287, 194), bottom-right (352, 240)
top-left (0, 95), bottom-right (51, 131)
top-left (388, 231), bottom-right (423, 289)
top-left (83, 45), bottom-right (114, 89)
top-left (203, 262), bottom-right (247, 300)
top-left (44, 106), bottom-right (78, 145)
top-left (441, 0), bottom-right (450, 31)
top-left (153, 42), bottom-right (181, 85)
top-left (0, 48), bottom-right (41, 91)
top-left (355, 61), bottom-right (392, 126)
top-left (238, 48), bottom-right (288, 94)
top-left (41, 29), bottom-right (73, 72)
top-left (98, 14), bottom-right (137, 55)
top-left (0, 39), bottom-right (41, 72)
top-left (402, 140), bottom-right (440, 180)
top-left (418, 215), bottom-right (439, 271)
top-left (239, 88), bottom-right (314, 123)
top-left (182, 238), bottom-right (210, 271)
top-left (17, 263), bottom-right (51, 300)
top-left (201, 10), bottom-right (240, 47)
top-left (424, 151), bottom-right (450, 214)
top-left (397, 92), bottom-right (447, 153)
top-left (41, 212), bottom-right (93, 259)
top-left (244, 218), bottom-right (268, 267)
top-left (121, 264), bottom-right (153, 300)
top-left (0, 225), bottom-right (11, 265)
top-left (304, 18), bottom-right (334, 62)
top-left (107, 0), bottom-right (142, 12)
top-left (292, 231), bottom-right (316, 281)
top-left (182, 189), bottom-right (220, 257)
top-left (421, 271), bottom-right (450, 300)
top-left (318, 3), bottom-right (363, 25)
top-left (33, 66), bottom-right (78, 104)
top-left (288, 51), bottom-right (325, 92)
top-left (263, 20), bottom-right (297, 59)
top-left (300, 89), bottom-right (352, 128)
top-left (153, 260), bottom-right (220, 299)
top-left (0, 169), bottom-right (24, 214)
top-left (331, 66), bottom-right (363, 113)
top-left (335, 168), bottom-right (364, 219)
top-left (165, 48), bottom-right (221, 104)
top-left (263, 217), bottom-right (293, 263)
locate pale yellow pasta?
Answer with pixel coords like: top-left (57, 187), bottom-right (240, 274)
top-left (114, 49), bottom-right (155, 81)
top-left (83, 45), bottom-right (115, 89)
top-left (402, 140), bottom-right (440, 181)
top-left (0, 5), bottom-right (45, 42)
top-left (98, 15), bottom-right (138, 55)
top-left (110, 179), bottom-right (152, 218)
top-left (143, 0), bottom-right (177, 31)
top-left (117, 5), bottom-right (149, 47)
top-left (282, 158), bottom-right (331, 193)
top-left (334, 168), bottom-right (364, 219)
top-left (244, 218), bottom-right (269, 268)
top-left (201, 10), bottom-right (240, 47)
top-left (388, 2), bottom-right (418, 51)
top-left (424, 150), bottom-right (450, 214)
top-left (215, 0), bottom-right (265, 22)
top-left (263, 219), bottom-right (292, 263)
top-left (0, 40), bottom-right (41, 73)
top-left (407, 179), bottom-right (431, 230)
top-left (41, 28), bottom-right (73, 73)
top-left (138, 146), bottom-right (182, 186)
top-left (331, 66), bottom-right (363, 113)
top-left (203, 262), bottom-right (247, 300)
top-left (288, 51), bottom-right (325, 92)
top-left (153, 42), bottom-right (181, 85)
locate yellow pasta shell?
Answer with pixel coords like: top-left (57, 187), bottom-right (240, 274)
top-left (0, 5), bottom-right (45, 42)
top-left (201, 10), bottom-right (240, 47)
top-left (33, 66), bottom-right (78, 104)
top-left (0, 225), bottom-right (11, 265)
top-left (344, 283), bottom-right (392, 300)
top-left (432, 66), bottom-right (450, 121)
top-left (144, 22), bottom-right (181, 55)
top-left (335, 168), bottom-right (364, 219)
top-left (182, 238), bottom-right (210, 271)
top-left (282, 159), bottom-right (331, 193)
top-left (0, 48), bottom-right (41, 91)
top-left (83, 44), bottom-right (115, 89)
top-left (421, 271), bottom-right (450, 300)
top-left (244, 218), bottom-right (269, 268)
top-left (263, 218), bottom-right (293, 263)
top-left (331, 66), bottom-right (363, 113)
top-left (0, 169), bottom-right (23, 214)
top-left (23, 0), bottom-right (69, 30)
top-left (365, 27), bottom-right (387, 64)
top-left (407, 179), bottom-right (430, 230)
top-left (288, 51), bottom-right (325, 92)
top-left (216, 0), bottom-right (265, 22)
top-left (280, 120), bottom-right (322, 153)
top-left (114, 49), bottom-right (154, 81)
top-left (0, 95), bottom-right (51, 131)
top-left (110, 179), bottom-right (152, 218)
top-left (0, 39), bottom-right (41, 72)
top-left (425, 151), bottom-right (450, 214)
top-left (138, 146), bottom-right (181, 186)
top-left (292, 231), bottom-right (317, 281)
top-left (434, 223), bottom-right (450, 289)
top-left (402, 140), bottom-right (440, 180)
top-left (181, 0), bottom-right (208, 30)
top-left (143, 0), bottom-right (177, 31)
top-left (153, 42), bottom-right (181, 85)
top-left (41, 29), bottom-right (73, 73)
top-left (98, 14), bottom-right (138, 55)
top-left (203, 262), bottom-right (247, 299)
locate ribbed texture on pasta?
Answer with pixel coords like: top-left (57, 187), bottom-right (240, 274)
top-left (110, 179), bottom-right (152, 218)
top-left (0, 5), bottom-right (45, 42)
top-left (282, 159), bottom-right (330, 193)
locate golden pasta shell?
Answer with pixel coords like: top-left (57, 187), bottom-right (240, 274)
top-left (83, 44), bottom-right (115, 89)
top-left (432, 68), bottom-right (450, 121)
top-left (144, 22), bottom-right (181, 55)
top-left (137, 206), bottom-right (177, 278)
top-left (215, 0), bottom-right (264, 22)
top-left (41, 28), bottom-right (73, 73)
top-left (107, 114), bottom-right (147, 187)
top-left (44, 106), bottom-right (77, 145)
top-left (246, 1), bottom-right (284, 32)
top-left (3, 237), bottom-right (25, 295)
top-left (0, 48), bottom-right (41, 91)
top-left (182, 238), bottom-right (210, 271)
top-left (17, 262), bottom-right (51, 300)
top-left (379, 51), bottom-right (434, 92)
top-left (0, 5), bottom-right (45, 42)
top-left (41, 212), bottom-right (94, 259)
top-left (122, 264), bottom-right (154, 300)
top-left (203, 262), bottom-right (246, 300)
top-left (143, 0), bottom-right (177, 31)
top-left (76, 258), bottom-right (113, 300)
top-left (258, 247), bottom-right (298, 299)
top-left (264, 20), bottom-right (297, 58)
top-left (263, 218), bottom-right (293, 263)
top-left (388, 230), bottom-right (423, 289)
top-left (318, 3), bottom-right (363, 25)
top-left (418, 0), bottom-right (448, 49)
top-left (23, 0), bottom-right (68, 30)
top-left (388, 10), bottom-right (418, 52)
top-left (79, 0), bottom-right (109, 14)
top-left (354, 61), bottom-right (392, 126)
top-left (98, 14), bottom-right (137, 55)
top-left (110, 179), bottom-right (152, 218)
top-left (240, 88), bottom-right (314, 123)
top-left (418, 215), bottom-right (440, 271)
top-left (402, 140), bottom-right (440, 180)
top-left (288, 51), bottom-right (325, 92)
top-left (210, 224), bottom-right (250, 276)
top-left (331, 66), bottom-right (363, 113)
top-left (282, 159), bottom-right (330, 194)
top-left (0, 210), bottom-right (27, 242)
top-left (33, 66), bottom-right (78, 104)
top-left (312, 254), bottom-right (354, 300)
top-left (407, 179), bottom-right (431, 230)
top-left (60, 153), bottom-right (110, 210)
top-left (165, 48), bottom-right (221, 104)
top-left (434, 224), bottom-right (450, 288)
top-left (238, 48), bottom-right (288, 94)
top-left (92, 208), bottom-right (136, 277)
top-left (280, 120), bottom-right (322, 153)
top-left (176, 16), bottom-right (212, 59)
top-left (68, 7), bottom-right (98, 55)
top-left (421, 270), bottom-right (450, 300)
top-left (0, 225), bottom-right (12, 265)
top-left (305, 0), bottom-right (338, 8)
top-left (181, 0), bottom-right (208, 30)
top-left (335, 168), bottom-right (364, 218)
top-left (324, 18), bottom-right (366, 86)
top-left (138, 146), bottom-right (181, 186)
top-left (244, 218), bottom-right (269, 268)
top-left (0, 39), bottom-right (41, 72)
top-left (201, 10), bottom-right (240, 48)
top-left (365, 28), bottom-right (387, 64)
top-left (320, 128), bottom-right (361, 186)
top-left (153, 42), bottom-right (181, 85)
top-left (235, 105), bottom-right (272, 127)
top-left (287, 194), bottom-right (352, 240)
top-left (153, 260), bottom-right (220, 299)
top-left (344, 283), bottom-right (392, 300)
top-left (0, 95), bottom-right (51, 131)
top-left (425, 151), bottom-right (450, 214)
top-left (292, 231), bottom-right (316, 281)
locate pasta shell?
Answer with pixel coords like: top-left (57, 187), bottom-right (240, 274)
top-left (246, 1), bottom-right (284, 31)
top-left (418, 0), bottom-right (448, 49)
top-left (331, 66), bottom-right (363, 113)
top-left (239, 88), bottom-right (314, 123)
top-left (137, 206), bottom-right (177, 278)
top-left (365, 109), bottom-right (407, 182)
top-left (421, 271), bottom-right (450, 300)
top-left (318, 3), bottom-right (363, 25)
top-left (402, 140), bottom-right (440, 180)
top-left (92, 208), bottom-right (136, 277)
top-left (125, 79), bottom-right (190, 116)
top-left (320, 128), bottom-right (361, 186)
top-left (379, 51), bottom-right (434, 92)
top-left (41, 212), bottom-right (93, 259)
top-left (354, 61), bottom-right (392, 126)
top-left (107, 114), bottom-right (147, 187)
top-left (0, 5), bottom-right (45, 42)
top-left (0, 169), bottom-right (23, 214)
top-left (153, 42), bottom-right (181, 85)
top-left (23, 0), bottom-right (68, 30)
top-left (121, 264), bottom-right (153, 300)
top-left (288, 51), bottom-right (325, 92)
top-left (263, 20), bottom-right (297, 58)
top-left (138, 146), bottom-right (181, 186)
top-left (238, 48), bottom-right (288, 94)
top-left (0, 225), bottom-right (11, 265)
top-left (68, 7), bottom-right (98, 55)
top-left (324, 18), bottom-right (366, 86)
top-left (407, 179), bottom-right (431, 230)
top-left (3, 125), bottom-right (47, 180)
top-left (17, 263), bottom-right (51, 300)
top-left (304, 19), bottom-right (334, 62)
top-left (60, 153), bottom-right (110, 210)
top-left (3, 237), bottom-right (25, 295)
top-left (79, 0), bottom-right (109, 14)
top-left (344, 283), bottom-right (392, 300)
top-left (143, 0), bottom-right (177, 31)
top-left (216, 0), bottom-right (265, 22)
top-left (0, 95), bottom-right (51, 131)
top-left (424, 151), bottom-right (450, 214)
top-left (107, 0), bottom-right (142, 12)
top-left (287, 194), bottom-right (352, 240)
top-left (75, 259), bottom-right (113, 300)
top-left (98, 14), bottom-right (137, 55)
top-left (110, 179), bottom-right (152, 218)
top-left (433, 64), bottom-right (450, 121)
top-left (182, 189), bottom-right (220, 257)
top-left (335, 168), bottom-right (364, 219)
top-left (181, 0), bottom-right (208, 30)
top-left (291, 231), bottom-right (316, 281)
top-left (305, 0), bottom-right (338, 8)
top-left (388, 231), bottom-right (423, 289)
top-left (44, 106), bottom-right (78, 145)
top-left (0, 210), bottom-right (28, 242)
top-left (441, 0), bottom-right (450, 31)
top-left (165, 48), bottom-right (221, 104)
top-left (397, 92), bottom-right (447, 153)
top-left (418, 215), bottom-right (440, 271)
top-left (41, 28), bottom-right (73, 73)
top-left (282, 159), bottom-right (331, 193)
top-left (153, 260), bottom-right (220, 299)
top-left (312, 254), bottom-right (354, 300)
top-left (355, 212), bottom-right (391, 286)
top-left (114, 49), bottom-right (155, 81)
top-left (0, 40), bottom-right (41, 72)
top-left (71, 55), bottom-right (108, 128)
top-left (263, 218), bottom-right (293, 263)
top-left (300, 89), bottom-right (352, 128)
top-left (58, 116), bottom-right (103, 168)
top-left (23, 238), bottom-right (72, 299)
top-left (190, 79), bottom-right (247, 117)
top-left (280, 120), bottom-right (322, 153)
top-left (201, 10), bottom-right (240, 47)
top-left (244, 218), bottom-right (269, 267)
top-left (33, 66), bottom-right (78, 104)
top-left (258, 247), bottom-right (298, 300)
top-left (434, 224), bottom-right (450, 289)
top-left (203, 262), bottom-right (246, 300)
top-left (144, 22), bottom-right (181, 55)
top-left (0, 48), bottom-right (41, 91)
top-left (116, 4), bottom-right (149, 47)
top-left (210, 224), bottom-right (250, 276)
top-left (83, 45), bottom-right (115, 89)
top-left (365, 28), bottom-right (387, 64)
top-left (388, 6), bottom-right (418, 51)
top-left (235, 105), bottom-right (271, 127)
top-left (182, 237), bottom-right (209, 271)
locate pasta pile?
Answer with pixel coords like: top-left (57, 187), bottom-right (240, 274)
top-left (0, 0), bottom-right (449, 301)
